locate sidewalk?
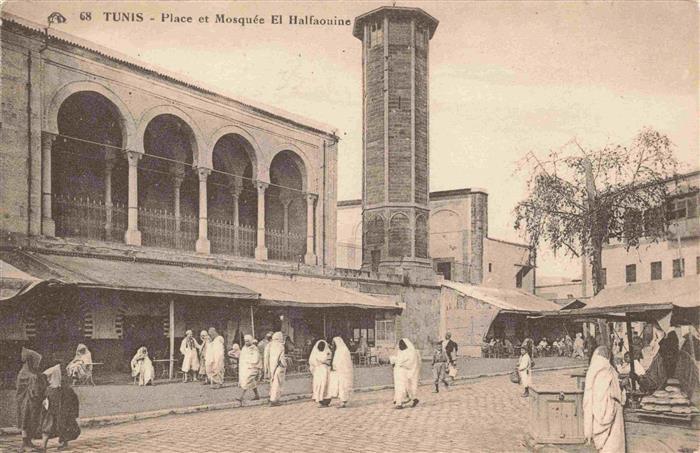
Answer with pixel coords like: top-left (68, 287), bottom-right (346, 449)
top-left (0, 356), bottom-right (584, 431)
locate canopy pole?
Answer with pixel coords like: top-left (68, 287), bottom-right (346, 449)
top-left (323, 311), bottom-right (327, 338)
top-left (250, 305), bottom-right (255, 338)
top-left (625, 313), bottom-right (636, 390)
top-left (168, 299), bottom-right (174, 381)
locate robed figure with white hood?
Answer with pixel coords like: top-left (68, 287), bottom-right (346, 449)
top-left (390, 338), bottom-right (421, 409)
top-left (309, 339), bottom-right (333, 407)
top-left (583, 346), bottom-right (626, 453)
top-left (328, 337), bottom-right (354, 408)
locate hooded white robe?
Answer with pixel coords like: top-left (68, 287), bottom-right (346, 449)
top-left (573, 334), bottom-right (585, 358)
top-left (309, 340), bottom-right (332, 403)
top-left (391, 338), bottom-right (420, 405)
top-left (518, 352), bottom-right (532, 389)
top-left (267, 332), bottom-right (286, 402)
top-left (67, 344), bottom-right (93, 381)
top-left (239, 337), bottom-right (262, 390)
top-left (206, 336), bottom-right (226, 385)
top-left (329, 337), bottom-right (354, 403)
top-left (583, 347), bottom-right (626, 453)
top-left (130, 347), bottom-right (154, 386)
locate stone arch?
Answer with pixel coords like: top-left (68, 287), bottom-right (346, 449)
top-left (267, 143), bottom-right (317, 193)
top-left (352, 219), bottom-right (364, 247)
top-left (415, 214), bottom-right (428, 258)
top-left (430, 208), bottom-right (464, 260)
top-left (46, 80), bottom-right (137, 150)
top-left (136, 105), bottom-right (207, 166)
top-left (209, 125), bottom-right (260, 176)
top-left (268, 148), bottom-right (308, 193)
top-left (388, 212), bottom-right (410, 258)
top-left (364, 213), bottom-right (385, 247)
top-left (429, 208), bottom-right (463, 227)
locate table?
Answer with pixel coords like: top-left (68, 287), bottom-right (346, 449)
top-left (153, 359), bottom-right (175, 379)
top-left (570, 368), bottom-right (587, 391)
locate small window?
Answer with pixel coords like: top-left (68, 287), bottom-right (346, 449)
top-left (370, 21), bottom-right (383, 47)
top-left (436, 262), bottom-right (452, 281)
top-left (650, 261), bottom-right (662, 281)
top-left (516, 271), bottom-right (523, 288)
top-left (673, 258), bottom-right (685, 278)
top-left (688, 195), bottom-right (698, 218)
top-left (625, 264), bottom-right (637, 283)
top-left (488, 263), bottom-right (493, 273)
top-left (600, 268), bottom-right (607, 287)
top-left (697, 256), bottom-right (700, 275)
top-left (371, 249), bottom-right (381, 273)
top-left (376, 319), bottom-right (396, 345)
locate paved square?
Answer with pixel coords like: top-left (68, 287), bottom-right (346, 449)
top-left (1, 370), bottom-right (554, 453)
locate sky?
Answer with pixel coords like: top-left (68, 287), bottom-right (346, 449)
top-left (3, 0), bottom-right (698, 278)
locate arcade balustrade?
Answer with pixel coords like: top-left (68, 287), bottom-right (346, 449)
top-left (53, 194), bottom-right (308, 261)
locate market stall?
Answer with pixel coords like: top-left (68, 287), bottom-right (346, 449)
top-left (526, 274), bottom-right (700, 451)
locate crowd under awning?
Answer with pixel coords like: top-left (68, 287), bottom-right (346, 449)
top-left (198, 269), bottom-right (402, 310)
top-left (0, 250), bottom-right (259, 301)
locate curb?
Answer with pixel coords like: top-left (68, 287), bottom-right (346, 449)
top-left (0, 364), bottom-right (584, 436)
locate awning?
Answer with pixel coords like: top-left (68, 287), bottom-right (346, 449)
top-left (531, 275), bottom-right (700, 322)
top-left (199, 270), bottom-right (402, 310)
top-left (441, 280), bottom-right (561, 314)
top-left (585, 274), bottom-right (700, 310)
top-left (0, 251), bottom-right (259, 300)
top-left (0, 258), bottom-right (57, 301)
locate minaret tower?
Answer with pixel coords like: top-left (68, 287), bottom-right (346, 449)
top-left (353, 7), bottom-right (438, 275)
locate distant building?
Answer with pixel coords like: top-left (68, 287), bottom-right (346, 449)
top-left (337, 188), bottom-right (535, 292)
top-left (596, 170), bottom-right (699, 289)
top-left (535, 276), bottom-right (589, 307)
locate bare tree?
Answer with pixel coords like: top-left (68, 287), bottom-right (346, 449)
top-left (514, 128), bottom-right (680, 295)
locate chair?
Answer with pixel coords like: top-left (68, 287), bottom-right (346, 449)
top-left (367, 347), bottom-right (379, 366)
top-left (71, 362), bottom-right (96, 386)
top-left (358, 353), bottom-right (368, 366)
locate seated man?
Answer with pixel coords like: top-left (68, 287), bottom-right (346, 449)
top-left (130, 346), bottom-right (155, 386)
top-left (66, 344), bottom-right (93, 385)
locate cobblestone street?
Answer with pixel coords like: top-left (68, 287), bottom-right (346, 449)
top-left (0, 369), bottom-right (568, 453)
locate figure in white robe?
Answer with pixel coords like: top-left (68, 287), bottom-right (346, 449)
top-left (390, 338), bottom-right (420, 408)
top-left (197, 331), bottom-right (210, 384)
top-left (206, 327), bottom-right (226, 388)
top-left (518, 339), bottom-right (533, 397)
top-left (238, 335), bottom-right (261, 403)
top-left (66, 344), bottom-right (92, 384)
top-left (328, 337), bottom-right (354, 407)
top-left (583, 346), bottom-right (626, 453)
top-left (180, 330), bottom-right (200, 382)
top-left (259, 332), bottom-right (273, 379)
top-left (130, 346), bottom-right (154, 386)
top-left (309, 339), bottom-right (332, 407)
top-left (573, 333), bottom-right (585, 359)
top-left (266, 332), bottom-right (286, 406)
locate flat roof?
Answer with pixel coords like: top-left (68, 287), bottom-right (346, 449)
top-left (353, 6), bottom-right (439, 40)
